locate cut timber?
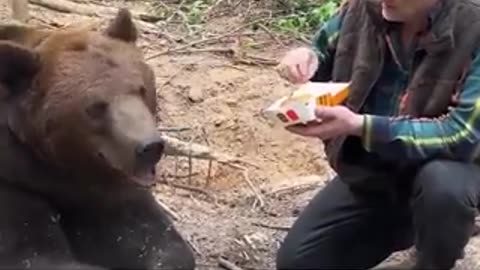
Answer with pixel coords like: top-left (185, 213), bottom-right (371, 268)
top-left (29, 0), bottom-right (158, 21)
top-left (29, 0), bottom-right (103, 16)
top-left (10, 0), bottom-right (29, 23)
top-left (28, 0), bottom-right (162, 32)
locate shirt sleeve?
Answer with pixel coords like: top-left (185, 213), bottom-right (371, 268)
top-left (361, 47), bottom-right (480, 162)
top-left (310, 11), bottom-right (343, 82)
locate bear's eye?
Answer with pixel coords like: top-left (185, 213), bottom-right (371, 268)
top-left (86, 101), bottom-right (109, 119)
top-left (139, 86), bottom-right (147, 97)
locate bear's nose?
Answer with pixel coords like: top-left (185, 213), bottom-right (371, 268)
top-left (136, 136), bottom-right (165, 166)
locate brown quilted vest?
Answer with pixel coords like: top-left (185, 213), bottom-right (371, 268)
top-left (319, 0), bottom-right (480, 189)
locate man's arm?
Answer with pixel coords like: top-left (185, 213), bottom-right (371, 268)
top-left (361, 47), bottom-right (480, 162)
top-left (310, 11), bottom-right (343, 82)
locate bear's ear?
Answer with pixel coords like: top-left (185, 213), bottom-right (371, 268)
top-left (0, 24), bottom-right (52, 48)
top-left (0, 41), bottom-right (39, 98)
top-left (104, 8), bottom-right (137, 44)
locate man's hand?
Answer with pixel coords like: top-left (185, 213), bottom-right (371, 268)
top-left (276, 47), bottom-right (319, 84)
top-left (286, 106), bottom-right (364, 140)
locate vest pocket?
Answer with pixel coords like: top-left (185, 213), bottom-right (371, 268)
top-left (335, 32), bottom-right (357, 59)
top-left (408, 78), bottom-right (457, 116)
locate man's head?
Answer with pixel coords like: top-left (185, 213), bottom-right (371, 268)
top-left (380, 0), bottom-right (439, 22)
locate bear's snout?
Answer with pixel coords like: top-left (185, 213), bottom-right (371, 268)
top-left (135, 136), bottom-right (164, 166)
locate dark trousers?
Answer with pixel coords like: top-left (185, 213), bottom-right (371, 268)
top-left (276, 160), bottom-right (480, 269)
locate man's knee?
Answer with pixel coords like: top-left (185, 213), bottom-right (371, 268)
top-left (276, 238), bottom-right (300, 269)
top-left (276, 233), bottom-right (340, 269)
top-left (276, 233), bottom-right (322, 269)
top-left (412, 160), bottom-right (477, 268)
top-left (413, 160), bottom-right (475, 212)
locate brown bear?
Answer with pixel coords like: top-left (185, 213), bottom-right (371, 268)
top-left (0, 8), bottom-right (195, 270)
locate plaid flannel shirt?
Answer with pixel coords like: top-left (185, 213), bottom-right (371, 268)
top-left (312, 12), bottom-right (480, 162)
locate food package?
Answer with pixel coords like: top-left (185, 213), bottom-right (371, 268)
top-left (262, 82), bottom-right (350, 127)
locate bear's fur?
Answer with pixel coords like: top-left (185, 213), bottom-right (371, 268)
top-left (0, 9), bottom-right (195, 270)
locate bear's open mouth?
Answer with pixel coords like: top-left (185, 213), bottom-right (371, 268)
top-left (96, 151), bottom-right (157, 187)
top-left (131, 166), bottom-right (156, 187)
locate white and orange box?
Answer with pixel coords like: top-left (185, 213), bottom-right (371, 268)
top-left (262, 82), bottom-right (350, 127)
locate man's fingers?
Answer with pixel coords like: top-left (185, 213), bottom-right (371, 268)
top-left (276, 63), bottom-right (301, 83)
top-left (286, 120), bottom-right (340, 139)
top-left (277, 62), bottom-right (313, 84)
top-left (286, 122), bottom-right (326, 137)
top-left (285, 64), bottom-right (301, 84)
top-left (295, 63), bottom-right (309, 84)
top-left (297, 61), bottom-right (308, 80)
top-left (305, 52), bottom-right (317, 79)
top-left (286, 124), bottom-right (315, 137)
top-left (313, 123), bottom-right (338, 139)
top-left (315, 106), bottom-right (338, 121)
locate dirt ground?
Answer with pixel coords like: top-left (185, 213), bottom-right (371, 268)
top-left (2, 0), bottom-right (480, 269)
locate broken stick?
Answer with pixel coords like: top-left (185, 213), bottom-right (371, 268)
top-left (218, 257), bottom-right (244, 270)
top-left (252, 221), bottom-right (290, 231)
top-left (157, 126), bottom-right (191, 132)
top-left (161, 135), bottom-right (255, 167)
top-left (236, 165), bottom-right (265, 208)
top-left (158, 180), bottom-right (216, 202)
top-left (186, 238), bottom-right (202, 257)
top-left (160, 135), bottom-right (264, 207)
top-left (155, 198), bottom-right (180, 221)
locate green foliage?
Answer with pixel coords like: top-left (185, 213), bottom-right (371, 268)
top-left (151, 0), bottom-right (211, 25)
top-left (272, 0), bottom-right (342, 37)
top-left (182, 0), bottom-right (211, 25)
top-left (150, 0), bottom-right (342, 41)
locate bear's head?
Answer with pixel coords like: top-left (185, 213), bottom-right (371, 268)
top-left (0, 9), bottom-right (164, 187)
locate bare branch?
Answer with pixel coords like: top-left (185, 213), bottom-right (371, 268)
top-left (218, 257), bottom-right (244, 270)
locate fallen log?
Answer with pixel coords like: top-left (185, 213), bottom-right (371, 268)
top-left (27, 0), bottom-right (162, 33)
top-left (29, 0), bottom-right (161, 21)
top-left (30, 0), bottom-right (104, 16)
top-left (10, 0), bottom-right (29, 23)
